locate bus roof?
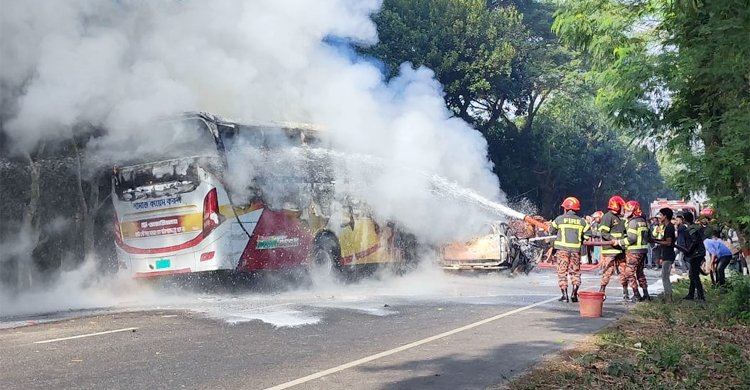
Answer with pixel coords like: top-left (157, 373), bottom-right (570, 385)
top-left (182, 111), bottom-right (322, 132)
top-left (181, 111), bottom-right (323, 143)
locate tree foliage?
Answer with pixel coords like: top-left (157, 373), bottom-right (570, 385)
top-left (493, 89), bottom-right (669, 216)
top-left (554, 0), bottom-right (750, 242)
top-left (364, 0), bottom-right (576, 133)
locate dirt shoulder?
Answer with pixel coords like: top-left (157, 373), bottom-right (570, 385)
top-left (502, 276), bottom-right (750, 390)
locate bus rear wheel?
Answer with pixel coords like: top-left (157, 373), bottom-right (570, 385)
top-left (309, 235), bottom-right (343, 279)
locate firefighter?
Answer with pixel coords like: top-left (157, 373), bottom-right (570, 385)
top-left (598, 195), bottom-right (628, 300)
top-left (617, 200), bottom-right (651, 302)
top-left (549, 196), bottom-right (590, 303)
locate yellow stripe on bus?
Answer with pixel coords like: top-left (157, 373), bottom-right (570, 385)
top-left (120, 212), bottom-right (203, 239)
top-left (127, 205), bottom-right (198, 216)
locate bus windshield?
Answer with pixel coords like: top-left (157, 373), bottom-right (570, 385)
top-left (114, 156), bottom-right (221, 201)
top-left (113, 116), bottom-right (224, 201)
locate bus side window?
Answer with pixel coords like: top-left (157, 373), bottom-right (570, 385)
top-left (237, 125), bottom-right (267, 149)
top-left (217, 123), bottom-right (237, 151)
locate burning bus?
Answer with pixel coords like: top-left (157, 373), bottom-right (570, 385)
top-left (111, 112), bottom-right (415, 278)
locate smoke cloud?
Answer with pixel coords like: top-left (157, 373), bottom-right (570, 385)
top-left (2, 0), bottom-right (506, 244)
top-left (0, 1), bottom-right (532, 323)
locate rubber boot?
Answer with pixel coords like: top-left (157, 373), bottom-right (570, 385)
top-left (599, 285), bottom-right (607, 301)
top-left (622, 286), bottom-right (630, 302)
top-left (558, 288), bottom-right (569, 302)
top-left (639, 287), bottom-right (651, 302)
top-left (571, 286), bottom-right (579, 303)
top-left (630, 287), bottom-right (642, 303)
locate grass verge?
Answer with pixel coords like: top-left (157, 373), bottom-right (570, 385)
top-left (506, 274), bottom-right (750, 390)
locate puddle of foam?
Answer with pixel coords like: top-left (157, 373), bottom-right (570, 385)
top-left (312, 302), bottom-right (398, 317)
top-left (208, 309), bottom-right (321, 327)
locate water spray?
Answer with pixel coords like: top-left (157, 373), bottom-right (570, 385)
top-left (301, 147), bottom-right (549, 232)
top-left (428, 175), bottom-right (549, 232)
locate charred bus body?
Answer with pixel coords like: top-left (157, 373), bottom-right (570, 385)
top-left (111, 112), bottom-right (416, 278)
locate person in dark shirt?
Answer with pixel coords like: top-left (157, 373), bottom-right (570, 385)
top-left (652, 208), bottom-right (676, 302)
top-left (676, 211), bottom-right (706, 301)
top-left (672, 214), bottom-right (689, 272)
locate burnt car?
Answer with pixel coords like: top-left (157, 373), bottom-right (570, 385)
top-left (440, 221), bottom-right (552, 274)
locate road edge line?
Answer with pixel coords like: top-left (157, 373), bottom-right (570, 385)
top-left (34, 327), bottom-right (139, 344)
top-left (263, 296), bottom-right (558, 390)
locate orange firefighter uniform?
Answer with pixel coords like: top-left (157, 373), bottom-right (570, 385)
top-left (598, 195), bottom-right (628, 300)
top-left (618, 200), bottom-right (651, 302)
top-left (549, 196), bottom-right (590, 303)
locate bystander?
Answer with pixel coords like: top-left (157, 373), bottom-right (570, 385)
top-left (651, 208), bottom-right (676, 302)
top-left (704, 231), bottom-right (733, 287)
top-left (676, 211), bottom-right (706, 301)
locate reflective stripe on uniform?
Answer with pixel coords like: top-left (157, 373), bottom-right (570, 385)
top-left (551, 213), bottom-right (589, 251)
top-left (652, 225), bottom-right (664, 240)
top-left (555, 223), bottom-right (585, 249)
top-left (625, 225), bottom-right (649, 251)
top-left (602, 231), bottom-right (624, 254)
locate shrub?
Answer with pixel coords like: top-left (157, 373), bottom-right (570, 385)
top-left (718, 274), bottom-right (750, 323)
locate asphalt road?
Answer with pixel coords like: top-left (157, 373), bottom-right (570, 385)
top-left (0, 266), bottom-right (661, 390)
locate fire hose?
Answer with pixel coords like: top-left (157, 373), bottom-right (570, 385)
top-left (582, 240), bottom-right (616, 246)
top-left (523, 235), bottom-right (556, 243)
top-left (522, 215), bottom-right (549, 233)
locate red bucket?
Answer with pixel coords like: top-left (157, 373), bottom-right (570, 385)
top-left (577, 291), bottom-right (605, 318)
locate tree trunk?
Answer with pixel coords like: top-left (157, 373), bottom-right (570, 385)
top-left (19, 145), bottom-right (45, 289)
top-left (71, 139), bottom-right (98, 259)
top-left (83, 182), bottom-right (99, 256)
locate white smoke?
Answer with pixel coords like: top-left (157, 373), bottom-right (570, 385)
top-left (0, 0), bottom-right (515, 314)
top-left (2, 0), bottom-right (385, 150)
top-left (3, 0), bottom-right (505, 243)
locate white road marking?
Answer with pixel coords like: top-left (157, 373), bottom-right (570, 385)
top-left (263, 296), bottom-right (559, 390)
top-left (34, 327), bottom-right (139, 344)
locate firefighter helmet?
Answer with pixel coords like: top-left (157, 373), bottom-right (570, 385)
top-left (624, 200), bottom-right (642, 217)
top-left (607, 195), bottom-right (626, 213)
top-left (561, 196), bottom-right (581, 211)
top-left (700, 207), bottom-right (715, 217)
top-left (592, 210), bottom-right (604, 219)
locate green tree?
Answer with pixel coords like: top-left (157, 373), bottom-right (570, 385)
top-left (495, 89), bottom-right (669, 217)
top-left (365, 0), bottom-right (573, 133)
top-left (554, 0), bottom-right (750, 242)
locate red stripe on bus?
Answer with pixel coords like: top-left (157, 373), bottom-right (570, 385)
top-left (133, 268), bottom-right (192, 279)
top-left (341, 244), bottom-right (381, 264)
top-left (116, 234), bottom-right (205, 255)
